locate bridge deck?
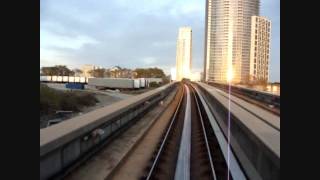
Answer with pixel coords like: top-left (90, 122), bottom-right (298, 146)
top-left (40, 83), bottom-right (173, 156)
top-left (196, 82), bottom-right (280, 158)
top-left (199, 83), bottom-right (280, 129)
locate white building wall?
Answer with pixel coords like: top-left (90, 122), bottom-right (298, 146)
top-left (81, 64), bottom-right (96, 78)
top-left (176, 27), bottom-right (192, 81)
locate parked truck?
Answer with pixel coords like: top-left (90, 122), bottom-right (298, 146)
top-left (65, 83), bottom-right (84, 90)
top-left (40, 76), bottom-right (144, 89)
top-left (133, 79), bottom-right (140, 89)
top-left (139, 78), bottom-right (146, 88)
top-left (88, 78), bottom-right (138, 89)
top-left (40, 76), bottom-right (88, 83)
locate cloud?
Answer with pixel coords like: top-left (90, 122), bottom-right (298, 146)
top-left (140, 57), bottom-right (157, 65)
top-left (41, 29), bottom-right (98, 50)
top-left (40, 0), bottom-right (204, 71)
top-left (40, 0), bottom-right (279, 81)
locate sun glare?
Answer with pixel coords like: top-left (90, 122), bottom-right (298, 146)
top-left (227, 67), bottom-right (233, 82)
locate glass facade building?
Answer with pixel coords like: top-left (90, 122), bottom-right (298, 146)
top-left (176, 27), bottom-right (192, 81)
top-left (249, 16), bottom-right (271, 82)
top-left (204, 0), bottom-right (260, 83)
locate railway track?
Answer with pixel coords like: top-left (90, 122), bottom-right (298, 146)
top-left (143, 83), bottom-right (234, 180)
top-left (143, 84), bottom-right (186, 180)
top-left (213, 88), bottom-right (280, 131)
top-left (189, 84), bottom-right (232, 180)
top-left (208, 83), bottom-right (280, 116)
top-left (195, 82), bottom-right (279, 180)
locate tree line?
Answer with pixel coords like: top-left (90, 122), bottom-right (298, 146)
top-left (134, 68), bottom-right (166, 78)
top-left (41, 65), bottom-right (82, 76)
top-left (40, 65), bottom-right (168, 79)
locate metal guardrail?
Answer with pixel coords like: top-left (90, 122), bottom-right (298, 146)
top-left (40, 83), bottom-right (176, 180)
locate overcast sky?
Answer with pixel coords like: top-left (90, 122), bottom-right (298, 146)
top-left (40, 0), bottom-right (280, 82)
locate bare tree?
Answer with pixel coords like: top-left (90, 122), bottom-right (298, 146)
top-left (89, 68), bottom-right (106, 78)
top-left (72, 68), bottom-right (83, 76)
top-left (41, 65), bottom-right (74, 76)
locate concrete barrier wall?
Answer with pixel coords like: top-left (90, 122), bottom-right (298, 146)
top-left (207, 82), bottom-right (280, 108)
top-left (195, 83), bottom-right (280, 180)
top-left (40, 83), bottom-right (176, 180)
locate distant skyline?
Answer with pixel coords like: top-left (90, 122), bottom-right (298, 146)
top-left (40, 0), bottom-right (279, 82)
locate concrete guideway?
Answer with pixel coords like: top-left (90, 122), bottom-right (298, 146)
top-left (196, 82), bottom-right (280, 157)
top-left (207, 82), bottom-right (280, 111)
top-left (107, 84), bottom-right (184, 180)
top-left (191, 84), bottom-right (246, 180)
top-left (41, 81), bottom-right (279, 180)
top-left (212, 84), bottom-right (280, 129)
top-left (142, 82), bottom-right (237, 180)
top-left (65, 84), bottom-right (179, 180)
top-left (195, 82), bottom-right (280, 180)
top-left (143, 84), bottom-right (187, 180)
top-left (198, 82), bottom-right (280, 129)
top-left (40, 83), bottom-right (176, 180)
top-left (104, 82), bottom-right (259, 180)
top-left (174, 85), bottom-right (191, 180)
top-left (40, 83), bottom-right (173, 154)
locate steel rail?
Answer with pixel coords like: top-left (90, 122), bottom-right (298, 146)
top-left (145, 84), bottom-right (185, 180)
top-left (190, 84), bottom-right (217, 180)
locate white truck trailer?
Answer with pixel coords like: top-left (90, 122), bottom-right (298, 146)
top-left (88, 78), bottom-right (138, 89)
top-left (139, 78), bottom-right (146, 88)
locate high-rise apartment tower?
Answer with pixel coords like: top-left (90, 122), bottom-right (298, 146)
top-left (249, 16), bottom-right (271, 82)
top-left (204, 0), bottom-right (260, 83)
top-left (176, 27), bottom-right (192, 81)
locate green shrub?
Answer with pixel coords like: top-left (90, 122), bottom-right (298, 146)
top-left (76, 93), bottom-right (99, 106)
top-left (149, 82), bottom-right (161, 88)
top-left (40, 84), bottom-right (98, 116)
